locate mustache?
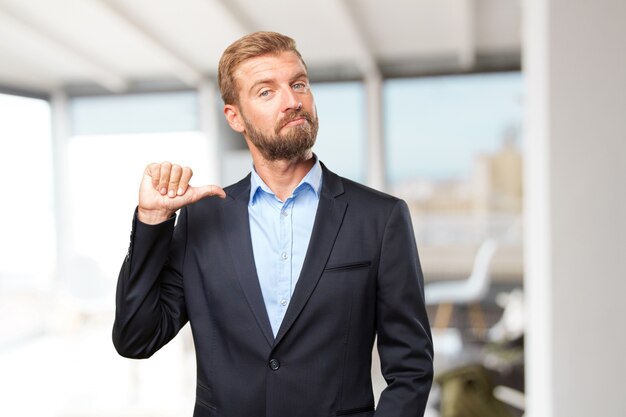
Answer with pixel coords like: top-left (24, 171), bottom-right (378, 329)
top-left (276, 109), bottom-right (315, 131)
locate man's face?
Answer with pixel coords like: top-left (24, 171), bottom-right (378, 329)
top-left (229, 51), bottom-right (319, 162)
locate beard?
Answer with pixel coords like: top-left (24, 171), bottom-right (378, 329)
top-left (242, 108), bottom-right (319, 162)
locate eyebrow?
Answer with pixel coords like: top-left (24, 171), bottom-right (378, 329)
top-left (248, 78), bottom-right (273, 95)
top-left (290, 71), bottom-right (309, 84)
top-left (248, 71), bottom-right (310, 95)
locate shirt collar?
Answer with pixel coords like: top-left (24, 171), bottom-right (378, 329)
top-left (249, 155), bottom-right (323, 206)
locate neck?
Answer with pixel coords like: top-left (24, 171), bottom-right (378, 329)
top-left (251, 148), bottom-right (315, 201)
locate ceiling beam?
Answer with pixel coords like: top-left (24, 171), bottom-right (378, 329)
top-left (212, 0), bottom-right (258, 34)
top-left (0, 38), bottom-right (60, 93)
top-left (0, 82), bottom-right (50, 100)
top-left (0, 4), bottom-right (127, 92)
top-left (330, 0), bottom-right (384, 192)
top-left (95, 0), bottom-right (207, 88)
top-left (332, 0), bottom-right (380, 78)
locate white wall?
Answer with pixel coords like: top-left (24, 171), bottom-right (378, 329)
top-left (524, 1), bottom-right (626, 416)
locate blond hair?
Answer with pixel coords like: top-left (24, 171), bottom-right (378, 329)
top-left (218, 31), bottom-right (306, 105)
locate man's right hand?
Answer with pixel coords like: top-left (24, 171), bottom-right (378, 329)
top-left (138, 162), bottom-right (226, 225)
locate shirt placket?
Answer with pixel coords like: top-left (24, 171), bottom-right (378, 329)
top-left (277, 198), bottom-right (294, 322)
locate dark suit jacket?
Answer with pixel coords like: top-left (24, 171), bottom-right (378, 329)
top-left (113, 164), bottom-right (433, 417)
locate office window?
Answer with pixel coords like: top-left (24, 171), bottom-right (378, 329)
top-left (311, 82), bottom-right (366, 183)
top-left (384, 72), bottom-right (523, 279)
top-left (385, 72), bottom-right (522, 183)
top-left (70, 91), bottom-right (198, 135)
top-left (0, 93), bottom-right (54, 291)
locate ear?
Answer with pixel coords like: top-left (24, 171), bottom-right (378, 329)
top-left (224, 104), bottom-right (245, 133)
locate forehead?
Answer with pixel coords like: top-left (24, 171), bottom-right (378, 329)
top-left (234, 51), bottom-right (308, 88)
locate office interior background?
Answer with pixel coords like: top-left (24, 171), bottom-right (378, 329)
top-left (0, 1), bottom-right (624, 416)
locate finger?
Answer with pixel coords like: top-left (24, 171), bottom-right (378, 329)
top-left (190, 184), bottom-right (227, 203)
top-left (145, 163), bottom-right (161, 190)
top-left (158, 162), bottom-right (172, 195)
top-left (177, 166), bottom-right (193, 196)
top-left (168, 165), bottom-right (183, 197)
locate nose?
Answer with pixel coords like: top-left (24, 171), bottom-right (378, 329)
top-left (282, 87), bottom-right (301, 112)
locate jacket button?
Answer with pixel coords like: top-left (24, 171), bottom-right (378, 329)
top-left (269, 358), bottom-right (280, 371)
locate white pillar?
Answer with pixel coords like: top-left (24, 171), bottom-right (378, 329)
top-left (50, 90), bottom-right (73, 282)
top-left (523, 1), bottom-right (626, 416)
top-left (458, 0), bottom-right (476, 69)
top-left (197, 79), bottom-right (221, 184)
top-left (365, 72), bottom-right (386, 191)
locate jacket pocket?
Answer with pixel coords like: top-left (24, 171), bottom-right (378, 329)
top-left (324, 261), bottom-right (372, 273)
top-left (336, 404), bottom-right (375, 415)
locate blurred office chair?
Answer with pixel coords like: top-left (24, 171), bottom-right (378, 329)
top-left (435, 363), bottom-right (517, 417)
top-left (425, 238), bottom-right (499, 331)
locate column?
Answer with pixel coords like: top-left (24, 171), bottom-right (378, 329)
top-left (197, 79), bottom-right (221, 184)
top-left (365, 71), bottom-right (386, 191)
top-left (523, 1), bottom-right (626, 416)
top-left (50, 89), bottom-right (73, 282)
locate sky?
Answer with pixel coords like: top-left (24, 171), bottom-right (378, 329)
top-left (313, 72), bottom-right (523, 183)
top-left (384, 72), bottom-right (523, 182)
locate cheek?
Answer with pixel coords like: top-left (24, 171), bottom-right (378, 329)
top-left (307, 98), bottom-right (317, 117)
top-left (256, 106), bottom-right (279, 123)
top-left (246, 111), bottom-right (275, 131)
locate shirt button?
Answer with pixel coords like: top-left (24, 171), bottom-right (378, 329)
top-left (281, 252), bottom-right (288, 261)
top-left (269, 358), bottom-right (280, 371)
top-left (281, 211), bottom-right (288, 217)
top-left (280, 299), bottom-right (288, 307)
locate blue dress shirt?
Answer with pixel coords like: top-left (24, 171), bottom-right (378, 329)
top-left (248, 159), bottom-right (322, 337)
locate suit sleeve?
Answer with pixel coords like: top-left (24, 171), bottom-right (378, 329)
top-left (375, 199), bottom-right (434, 417)
top-left (112, 207), bottom-right (189, 359)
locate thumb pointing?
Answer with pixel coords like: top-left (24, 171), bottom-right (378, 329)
top-left (191, 184), bottom-right (227, 202)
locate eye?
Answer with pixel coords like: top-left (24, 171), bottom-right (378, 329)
top-left (259, 90), bottom-right (271, 98)
top-left (293, 82), bottom-right (307, 91)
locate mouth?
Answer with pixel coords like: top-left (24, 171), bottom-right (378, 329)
top-left (282, 117), bottom-right (307, 128)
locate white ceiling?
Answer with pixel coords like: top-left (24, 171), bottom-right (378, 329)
top-left (0, 0), bottom-right (521, 96)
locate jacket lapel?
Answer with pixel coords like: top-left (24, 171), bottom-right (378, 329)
top-left (274, 165), bottom-right (347, 346)
top-left (220, 176), bottom-right (274, 347)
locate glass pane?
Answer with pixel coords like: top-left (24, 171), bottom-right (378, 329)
top-left (0, 93), bottom-right (54, 291)
top-left (384, 72), bottom-right (523, 247)
top-left (70, 91), bottom-right (198, 135)
top-left (311, 82), bottom-right (366, 183)
top-left (0, 93), bottom-right (55, 412)
top-left (385, 72), bottom-right (523, 183)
